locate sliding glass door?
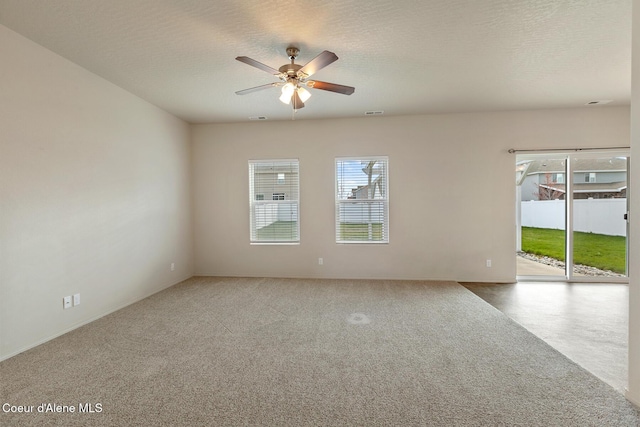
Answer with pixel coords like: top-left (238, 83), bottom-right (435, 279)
top-left (516, 156), bottom-right (568, 279)
top-left (516, 152), bottom-right (629, 282)
top-left (571, 155), bottom-right (628, 279)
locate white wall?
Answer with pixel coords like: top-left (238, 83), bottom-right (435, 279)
top-left (627, 0), bottom-right (640, 407)
top-left (192, 107), bottom-right (629, 282)
top-left (0, 26), bottom-right (194, 360)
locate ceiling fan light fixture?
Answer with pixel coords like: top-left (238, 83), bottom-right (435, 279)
top-left (279, 82), bottom-right (295, 104)
top-left (297, 87), bottom-right (311, 103)
top-left (279, 93), bottom-right (291, 104)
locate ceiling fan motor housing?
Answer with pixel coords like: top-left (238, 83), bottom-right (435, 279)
top-left (281, 47), bottom-right (303, 80)
top-left (279, 63), bottom-right (303, 78)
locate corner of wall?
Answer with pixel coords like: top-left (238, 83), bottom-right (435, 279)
top-left (627, 0), bottom-right (640, 406)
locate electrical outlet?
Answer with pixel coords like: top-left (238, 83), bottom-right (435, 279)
top-left (63, 296), bottom-right (72, 309)
top-left (318, 258), bottom-right (323, 265)
top-left (170, 262), bottom-right (175, 271)
top-left (486, 259), bottom-right (492, 268)
top-left (73, 293), bottom-right (81, 306)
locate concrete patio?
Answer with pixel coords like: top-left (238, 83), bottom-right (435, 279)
top-left (517, 256), bottom-right (565, 276)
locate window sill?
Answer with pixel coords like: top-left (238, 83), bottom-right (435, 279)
top-left (250, 242), bottom-right (300, 246)
top-left (336, 241), bottom-right (389, 244)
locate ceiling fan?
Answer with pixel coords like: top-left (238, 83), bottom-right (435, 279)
top-left (235, 47), bottom-right (355, 110)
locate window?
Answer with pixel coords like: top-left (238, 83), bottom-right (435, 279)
top-left (585, 172), bottom-right (596, 183)
top-left (249, 160), bottom-right (299, 243)
top-left (553, 173), bottom-right (564, 183)
top-left (335, 157), bottom-right (389, 243)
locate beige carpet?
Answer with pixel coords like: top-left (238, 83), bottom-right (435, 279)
top-left (1, 277), bottom-right (638, 426)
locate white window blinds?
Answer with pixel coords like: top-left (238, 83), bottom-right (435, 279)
top-left (249, 159), bottom-right (300, 243)
top-left (335, 157), bottom-right (389, 243)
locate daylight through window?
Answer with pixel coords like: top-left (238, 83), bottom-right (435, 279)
top-left (249, 159), bottom-right (299, 243)
top-left (335, 157), bottom-right (389, 243)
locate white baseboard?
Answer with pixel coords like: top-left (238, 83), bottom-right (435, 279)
top-left (626, 389), bottom-right (640, 407)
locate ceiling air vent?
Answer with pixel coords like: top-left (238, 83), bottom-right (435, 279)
top-left (249, 116), bottom-right (268, 120)
top-left (365, 111), bottom-right (384, 116)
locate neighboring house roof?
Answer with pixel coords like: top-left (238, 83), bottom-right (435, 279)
top-left (524, 158), bottom-right (627, 175)
top-left (516, 158), bottom-right (627, 189)
top-left (522, 159), bottom-right (565, 174)
top-left (540, 182), bottom-right (627, 194)
top-left (572, 158), bottom-right (628, 172)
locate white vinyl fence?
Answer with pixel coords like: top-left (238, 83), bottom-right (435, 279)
top-left (255, 203), bottom-right (383, 229)
top-left (254, 203), bottom-right (298, 228)
top-left (338, 202), bottom-right (385, 224)
top-left (521, 198), bottom-right (627, 236)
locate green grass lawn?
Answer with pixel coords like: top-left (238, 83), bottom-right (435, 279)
top-left (521, 227), bottom-right (626, 274)
top-left (339, 223), bottom-right (384, 241)
top-left (256, 221), bottom-right (298, 241)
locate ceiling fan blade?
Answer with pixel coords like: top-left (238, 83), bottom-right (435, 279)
top-left (236, 56), bottom-right (281, 75)
top-left (307, 80), bottom-right (355, 95)
top-left (292, 91), bottom-right (305, 110)
top-left (298, 50), bottom-right (338, 77)
top-left (235, 83), bottom-right (278, 95)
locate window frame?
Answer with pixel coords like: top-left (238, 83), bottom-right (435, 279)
top-left (335, 156), bottom-right (389, 244)
top-left (553, 173), bottom-right (564, 183)
top-left (248, 159), bottom-right (300, 245)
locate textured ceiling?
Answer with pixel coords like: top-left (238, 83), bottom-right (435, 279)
top-left (0, 0), bottom-right (631, 123)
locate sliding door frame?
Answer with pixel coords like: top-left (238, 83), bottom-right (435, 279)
top-left (516, 150), bottom-right (630, 283)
